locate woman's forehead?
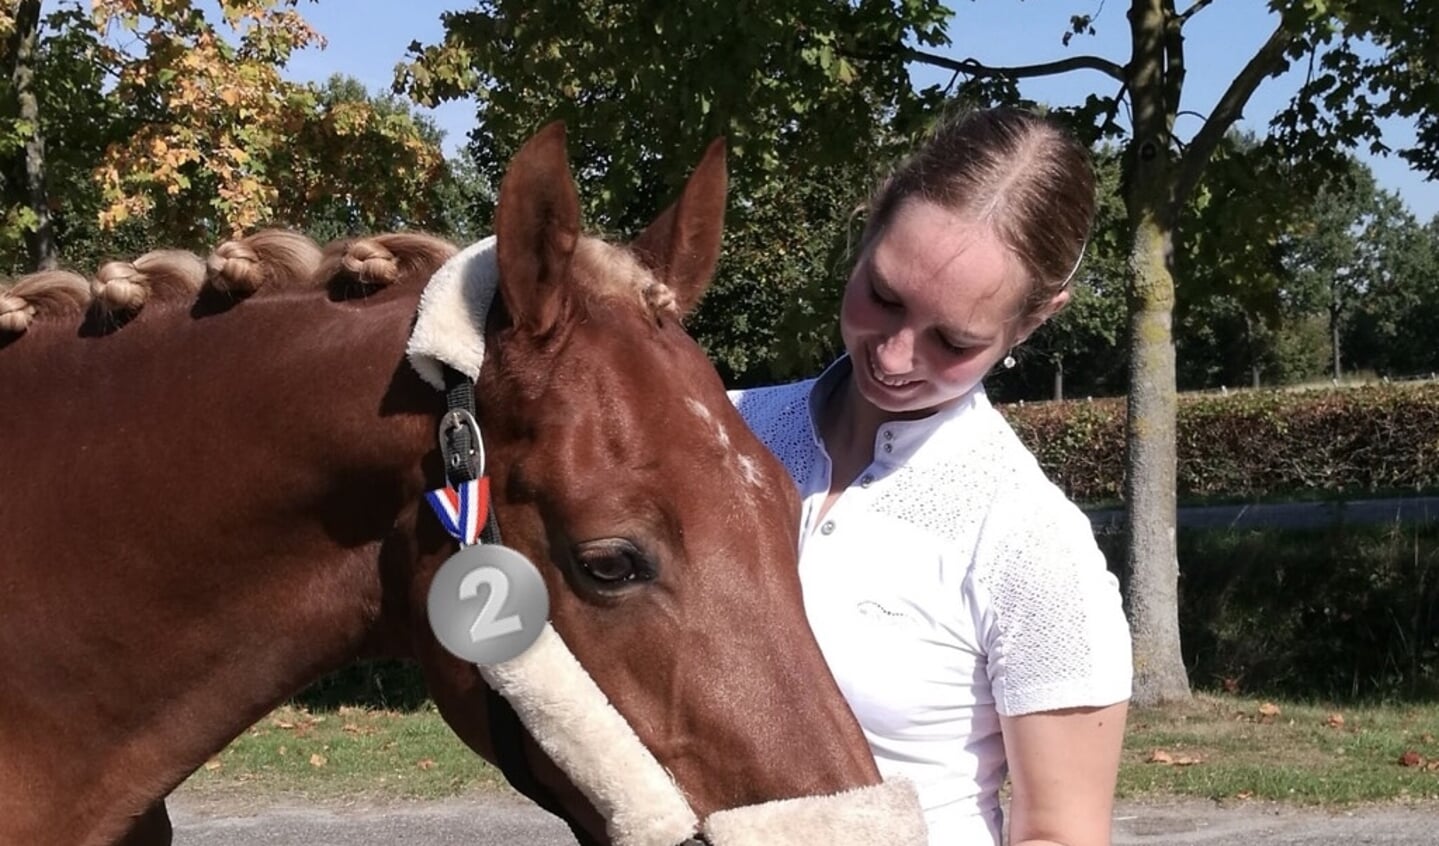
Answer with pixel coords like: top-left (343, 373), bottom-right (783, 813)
top-left (867, 201), bottom-right (1027, 327)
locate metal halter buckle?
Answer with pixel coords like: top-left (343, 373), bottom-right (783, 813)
top-left (437, 408), bottom-right (485, 482)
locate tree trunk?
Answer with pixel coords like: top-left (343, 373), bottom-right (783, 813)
top-left (1330, 302), bottom-right (1342, 381)
top-left (1053, 355), bottom-right (1064, 401)
top-left (1122, 0), bottom-right (1191, 707)
top-left (5, 0), bottom-right (57, 271)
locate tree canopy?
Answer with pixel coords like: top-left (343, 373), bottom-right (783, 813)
top-left (1, 0), bottom-right (460, 274)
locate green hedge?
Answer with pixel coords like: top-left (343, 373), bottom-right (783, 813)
top-left (1001, 383), bottom-right (1439, 504)
top-left (1098, 523), bottom-right (1439, 701)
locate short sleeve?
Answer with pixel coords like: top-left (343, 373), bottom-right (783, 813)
top-left (969, 485), bottom-right (1132, 716)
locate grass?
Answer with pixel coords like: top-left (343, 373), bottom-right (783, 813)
top-left (179, 693), bottom-right (1439, 808)
top-left (179, 703), bottom-right (505, 803)
top-left (1120, 693), bottom-right (1439, 805)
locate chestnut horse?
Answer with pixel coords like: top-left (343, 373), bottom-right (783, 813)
top-left (0, 125), bottom-right (911, 845)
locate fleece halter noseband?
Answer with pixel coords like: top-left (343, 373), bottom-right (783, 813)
top-left (406, 238), bottom-right (927, 846)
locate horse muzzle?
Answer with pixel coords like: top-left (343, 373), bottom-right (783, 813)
top-left (479, 624), bottom-right (928, 846)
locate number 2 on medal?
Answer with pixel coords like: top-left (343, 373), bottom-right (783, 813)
top-left (459, 566), bottom-right (523, 642)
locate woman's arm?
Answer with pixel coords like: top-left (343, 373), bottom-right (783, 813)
top-left (1000, 701), bottom-right (1129, 846)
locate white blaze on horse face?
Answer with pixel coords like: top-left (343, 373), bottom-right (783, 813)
top-left (685, 398), bottom-right (764, 491)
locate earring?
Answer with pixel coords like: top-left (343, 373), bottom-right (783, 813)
top-left (1002, 350), bottom-right (1016, 369)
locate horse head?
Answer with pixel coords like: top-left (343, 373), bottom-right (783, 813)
top-left (406, 124), bottom-right (921, 844)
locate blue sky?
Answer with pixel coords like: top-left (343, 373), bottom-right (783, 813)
top-left (250, 2), bottom-right (1434, 223)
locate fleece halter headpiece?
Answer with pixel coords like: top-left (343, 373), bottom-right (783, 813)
top-left (405, 238), bottom-right (926, 846)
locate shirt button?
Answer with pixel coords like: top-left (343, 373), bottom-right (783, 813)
top-left (882, 429), bottom-right (894, 441)
top-left (859, 474), bottom-right (874, 487)
top-left (820, 520), bottom-right (836, 535)
top-left (883, 443), bottom-right (893, 453)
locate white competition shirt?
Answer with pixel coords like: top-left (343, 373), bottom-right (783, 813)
top-left (731, 357), bottom-right (1132, 845)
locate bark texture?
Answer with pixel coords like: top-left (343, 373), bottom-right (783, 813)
top-left (5, 0), bottom-right (57, 271)
top-left (1122, 0), bottom-right (1192, 706)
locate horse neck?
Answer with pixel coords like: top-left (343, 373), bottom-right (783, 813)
top-left (0, 288), bottom-right (440, 819)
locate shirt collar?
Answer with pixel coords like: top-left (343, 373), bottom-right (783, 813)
top-left (806, 354), bottom-right (987, 470)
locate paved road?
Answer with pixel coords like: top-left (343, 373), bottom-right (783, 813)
top-left (1087, 495), bottom-right (1439, 533)
top-left (168, 793), bottom-right (1439, 845)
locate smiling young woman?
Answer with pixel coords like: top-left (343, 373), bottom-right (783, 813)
top-left (732, 107), bottom-right (1132, 846)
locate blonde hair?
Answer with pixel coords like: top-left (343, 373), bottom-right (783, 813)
top-left (92, 250), bottom-right (205, 313)
top-left (206, 230), bottom-right (323, 295)
top-left (318, 232), bottom-right (457, 295)
top-left (0, 271), bottom-right (91, 334)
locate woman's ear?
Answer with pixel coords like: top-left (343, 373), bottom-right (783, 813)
top-left (1015, 288), bottom-right (1071, 345)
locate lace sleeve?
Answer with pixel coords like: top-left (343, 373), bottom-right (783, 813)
top-left (969, 483), bottom-right (1133, 716)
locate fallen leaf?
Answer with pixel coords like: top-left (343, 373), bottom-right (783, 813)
top-left (417, 758), bottom-right (436, 771)
top-left (277, 745), bottom-right (287, 757)
top-left (273, 719), bottom-right (295, 730)
top-left (1423, 733), bottom-right (1436, 745)
top-left (203, 758), bottom-right (222, 771)
top-left (1426, 760), bottom-right (1439, 772)
top-left (342, 723), bottom-right (361, 734)
top-left (1145, 748), bottom-right (1204, 766)
top-left (1325, 713), bottom-right (1345, 729)
top-left (1235, 790), bottom-right (1254, 800)
top-left (309, 753), bottom-right (328, 768)
top-left (1258, 702), bottom-right (1281, 718)
top-left (1399, 751), bottom-right (1425, 768)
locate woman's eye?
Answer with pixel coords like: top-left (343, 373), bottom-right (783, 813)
top-left (869, 284), bottom-right (900, 310)
top-left (575, 541), bottom-right (656, 586)
top-left (939, 336), bottom-right (971, 354)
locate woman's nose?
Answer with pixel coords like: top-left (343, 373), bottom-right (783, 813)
top-left (874, 330), bottom-right (914, 373)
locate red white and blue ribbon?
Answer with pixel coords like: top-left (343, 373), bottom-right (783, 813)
top-left (424, 477), bottom-right (490, 547)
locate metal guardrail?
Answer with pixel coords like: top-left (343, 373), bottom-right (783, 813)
top-left (1085, 496), bottom-right (1439, 533)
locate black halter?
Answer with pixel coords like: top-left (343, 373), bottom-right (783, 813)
top-left (439, 366), bottom-right (708, 846)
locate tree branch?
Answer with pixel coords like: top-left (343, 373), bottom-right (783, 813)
top-left (1162, 0), bottom-right (1185, 138)
top-left (899, 46), bottom-right (1127, 84)
top-left (1173, 23), bottom-right (1293, 207)
top-left (1105, 80), bottom-right (1131, 136)
top-left (1178, 0), bottom-right (1219, 24)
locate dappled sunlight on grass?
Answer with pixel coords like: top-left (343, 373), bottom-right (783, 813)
top-left (1121, 693), bottom-right (1439, 804)
top-left (180, 704), bottom-right (505, 802)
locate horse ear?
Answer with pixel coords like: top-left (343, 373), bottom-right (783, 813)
top-left (630, 138), bottom-right (727, 318)
top-left (494, 121), bottom-right (581, 335)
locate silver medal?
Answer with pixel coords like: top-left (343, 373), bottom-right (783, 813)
top-left (426, 544), bottom-right (550, 664)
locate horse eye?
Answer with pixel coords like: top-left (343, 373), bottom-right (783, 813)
top-left (574, 540), bottom-right (657, 586)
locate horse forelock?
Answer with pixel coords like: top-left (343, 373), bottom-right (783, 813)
top-left (572, 236), bottom-right (678, 322)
